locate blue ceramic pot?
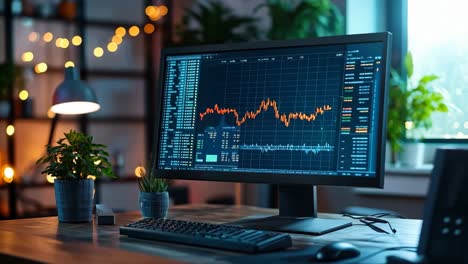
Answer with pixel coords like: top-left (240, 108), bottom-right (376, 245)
top-left (54, 179), bottom-right (94, 223)
top-left (139, 191), bottom-right (169, 218)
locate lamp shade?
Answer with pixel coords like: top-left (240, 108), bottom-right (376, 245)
top-left (50, 67), bottom-right (100, 115)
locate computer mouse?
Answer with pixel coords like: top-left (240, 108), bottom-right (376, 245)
top-left (314, 242), bottom-right (360, 262)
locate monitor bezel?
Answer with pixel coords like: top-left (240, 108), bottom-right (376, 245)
top-left (154, 32), bottom-right (391, 188)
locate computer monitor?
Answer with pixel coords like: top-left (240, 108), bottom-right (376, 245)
top-left (154, 32), bottom-right (392, 235)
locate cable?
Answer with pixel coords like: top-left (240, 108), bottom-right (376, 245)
top-left (360, 219), bottom-right (397, 234)
top-left (343, 212), bottom-right (405, 219)
top-left (343, 212), bottom-right (402, 234)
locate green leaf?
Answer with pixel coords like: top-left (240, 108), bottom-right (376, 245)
top-left (418, 74), bottom-right (438, 85)
top-left (36, 129), bottom-right (116, 181)
top-left (405, 52), bottom-right (414, 78)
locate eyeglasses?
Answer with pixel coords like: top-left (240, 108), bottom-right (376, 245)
top-left (343, 213), bottom-right (404, 234)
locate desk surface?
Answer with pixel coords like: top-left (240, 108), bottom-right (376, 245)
top-left (0, 204), bottom-right (421, 263)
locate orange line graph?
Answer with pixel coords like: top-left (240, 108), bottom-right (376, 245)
top-left (199, 98), bottom-right (332, 127)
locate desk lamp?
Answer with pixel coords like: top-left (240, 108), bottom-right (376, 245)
top-left (47, 66), bottom-right (100, 146)
top-left (51, 66), bottom-right (100, 115)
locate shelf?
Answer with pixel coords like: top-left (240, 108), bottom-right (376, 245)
top-left (31, 66), bottom-right (146, 79)
top-left (1, 0), bottom-right (157, 219)
top-left (86, 69), bottom-right (146, 79)
top-left (6, 13), bottom-right (76, 25)
top-left (0, 12), bottom-right (146, 29)
top-left (86, 19), bottom-right (146, 29)
top-left (0, 176), bottom-right (138, 190)
top-left (2, 117), bottom-right (145, 123)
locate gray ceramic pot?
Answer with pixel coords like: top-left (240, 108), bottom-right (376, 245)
top-left (139, 191), bottom-right (169, 218)
top-left (54, 179), bottom-right (94, 223)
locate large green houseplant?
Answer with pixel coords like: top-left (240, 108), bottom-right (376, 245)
top-left (176, 0), bottom-right (259, 45)
top-left (256, 0), bottom-right (344, 40)
top-left (136, 154), bottom-right (169, 218)
top-left (387, 53), bottom-right (448, 164)
top-left (37, 130), bottom-right (116, 222)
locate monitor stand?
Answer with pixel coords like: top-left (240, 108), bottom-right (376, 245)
top-left (228, 185), bottom-right (352, 235)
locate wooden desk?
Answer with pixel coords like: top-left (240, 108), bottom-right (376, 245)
top-left (0, 204), bottom-right (422, 263)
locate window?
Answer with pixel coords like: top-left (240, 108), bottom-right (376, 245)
top-left (408, 0), bottom-right (468, 139)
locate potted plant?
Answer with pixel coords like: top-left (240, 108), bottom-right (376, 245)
top-left (255, 0), bottom-right (344, 40)
top-left (387, 53), bottom-right (448, 166)
top-left (37, 130), bottom-right (116, 222)
top-left (136, 155), bottom-right (169, 218)
top-left (175, 0), bottom-right (259, 45)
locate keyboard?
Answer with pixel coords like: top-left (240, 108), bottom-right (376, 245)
top-left (120, 218), bottom-right (292, 253)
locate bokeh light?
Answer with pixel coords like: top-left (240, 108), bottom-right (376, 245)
top-left (28, 32), bottom-right (39, 42)
top-left (145, 6), bottom-right (157, 17)
top-left (112, 35), bottom-right (123, 45)
top-left (61, 38), bottom-right (70, 48)
top-left (115, 27), bottom-right (126, 37)
top-left (93, 47), bottom-right (104, 57)
top-left (144, 23), bottom-right (155, 34)
top-left (46, 174), bottom-right (55, 183)
top-left (34, 62), bottom-right (48, 74)
top-left (129, 26), bottom-right (140, 37)
top-left (19, 90), bottom-right (29, 101)
top-left (160, 5), bottom-right (168, 16)
top-left (21, 51), bottom-right (34, 62)
top-left (43, 32), bottom-right (54, 42)
top-left (107, 42), bottom-right (118, 52)
top-left (135, 166), bottom-right (146, 178)
top-left (55, 38), bottom-right (63, 48)
top-left (64, 61), bottom-right (75, 68)
top-left (6, 125), bottom-right (15, 136)
top-left (3, 166), bottom-right (15, 183)
top-left (47, 109), bottom-right (56, 119)
top-left (72, 35), bottom-right (82, 46)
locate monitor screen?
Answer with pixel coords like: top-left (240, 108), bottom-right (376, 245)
top-left (155, 33), bottom-right (391, 187)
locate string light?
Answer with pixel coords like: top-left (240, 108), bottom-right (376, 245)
top-left (21, 51), bottom-right (34, 62)
top-left (28, 32), bottom-right (39, 42)
top-left (19, 90), bottom-right (29, 101)
top-left (34, 62), bottom-right (48, 74)
top-left (43, 32), bottom-right (54, 42)
top-left (55, 38), bottom-right (63, 48)
top-left (61, 38), bottom-right (70, 48)
top-left (405, 121), bottom-right (414, 130)
top-left (3, 166), bottom-right (15, 184)
top-left (47, 109), bottom-right (56, 119)
top-left (72, 35), bottom-right (82, 46)
top-left (135, 166), bottom-right (146, 178)
top-left (145, 6), bottom-right (158, 17)
top-left (112, 35), bottom-right (122, 45)
top-left (107, 42), bottom-right (118, 52)
top-left (6, 125), bottom-right (15, 136)
top-left (115, 27), bottom-right (126, 37)
top-left (46, 174), bottom-right (55, 183)
top-left (160, 5), bottom-right (168, 16)
top-left (144, 23), bottom-right (155, 34)
top-left (64, 61), bottom-right (75, 68)
top-left (129, 26), bottom-right (140, 37)
top-left (93, 47), bottom-right (104, 57)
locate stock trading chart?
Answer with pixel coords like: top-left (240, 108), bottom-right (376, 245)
top-left (158, 42), bottom-right (383, 177)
